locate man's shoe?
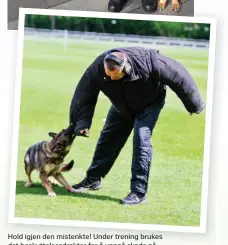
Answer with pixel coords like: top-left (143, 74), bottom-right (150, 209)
top-left (72, 176), bottom-right (102, 193)
top-left (120, 192), bottom-right (146, 205)
top-left (108, 0), bottom-right (128, 12)
top-left (142, 0), bottom-right (157, 12)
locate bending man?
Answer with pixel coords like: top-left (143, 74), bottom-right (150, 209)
top-left (70, 47), bottom-right (205, 205)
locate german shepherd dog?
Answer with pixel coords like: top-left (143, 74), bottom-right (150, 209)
top-left (158, 0), bottom-right (187, 11)
top-left (24, 125), bottom-right (77, 197)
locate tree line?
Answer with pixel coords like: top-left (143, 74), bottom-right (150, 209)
top-left (25, 15), bottom-right (210, 40)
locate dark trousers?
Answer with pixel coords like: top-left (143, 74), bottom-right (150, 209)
top-left (87, 105), bottom-right (162, 194)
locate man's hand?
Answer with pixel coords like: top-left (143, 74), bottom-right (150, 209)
top-left (79, 129), bottom-right (89, 137)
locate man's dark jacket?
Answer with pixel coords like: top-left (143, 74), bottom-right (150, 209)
top-left (70, 47), bottom-right (205, 133)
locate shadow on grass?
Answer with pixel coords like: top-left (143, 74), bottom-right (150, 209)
top-left (16, 181), bottom-right (120, 203)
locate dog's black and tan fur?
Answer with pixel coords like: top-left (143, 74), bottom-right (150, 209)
top-left (157, 0), bottom-right (188, 12)
top-left (24, 125), bottom-right (77, 197)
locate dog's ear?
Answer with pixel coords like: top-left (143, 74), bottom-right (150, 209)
top-left (48, 132), bottom-right (57, 138)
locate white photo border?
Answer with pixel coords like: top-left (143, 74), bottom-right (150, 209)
top-left (8, 7), bottom-right (217, 233)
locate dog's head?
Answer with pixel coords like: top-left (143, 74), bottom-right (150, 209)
top-left (48, 125), bottom-right (76, 154)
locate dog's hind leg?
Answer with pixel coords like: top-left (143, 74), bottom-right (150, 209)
top-left (24, 155), bottom-right (33, 187)
top-left (25, 175), bottom-right (32, 187)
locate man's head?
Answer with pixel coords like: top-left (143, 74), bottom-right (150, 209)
top-left (104, 52), bottom-right (129, 80)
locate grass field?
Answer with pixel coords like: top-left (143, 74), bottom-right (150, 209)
top-left (14, 37), bottom-right (208, 227)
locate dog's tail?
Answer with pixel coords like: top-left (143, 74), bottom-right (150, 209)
top-left (61, 160), bottom-right (74, 172)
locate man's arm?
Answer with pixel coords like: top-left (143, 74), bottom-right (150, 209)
top-left (157, 55), bottom-right (205, 114)
top-left (70, 64), bottom-right (100, 136)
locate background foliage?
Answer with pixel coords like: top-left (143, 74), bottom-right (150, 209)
top-left (24, 15), bottom-right (210, 40)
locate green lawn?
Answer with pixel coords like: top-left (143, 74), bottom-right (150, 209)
top-left (15, 38), bottom-right (208, 227)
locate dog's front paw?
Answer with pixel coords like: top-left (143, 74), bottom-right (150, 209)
top-left (68, 187), bottom-right (78, 193)
top-left (172, 2), bottom-right (180, 11)
top-left (48, 192), bottom-right (56, 197)
top-left (157, 0), bottom-right (167, 10)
